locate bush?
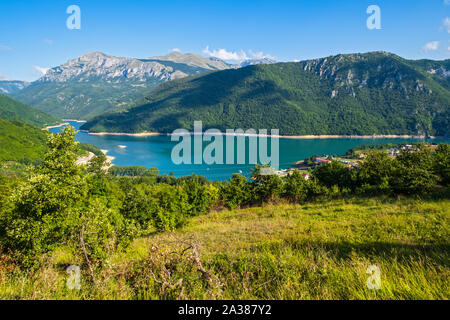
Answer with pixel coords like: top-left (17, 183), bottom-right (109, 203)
top-left (283, 170), bottom-right (308, 203)
top-left (220, 174), bottom-right (250, 209)
top-left (433, 144), bottom-right (450, 186)
top-left (0, 126), bottom-right (131, 267)
top-left (390, 146), bottom-right (439, 195)
top-left (121, 183), bottom-right (190, 232)
top-left (312, 161), bottom-right (355, 190)
top-left (182, 175), bottom-right (218, 216)
top-left (250, 166), bottom-right (284, 204)
top-left (356, 151), bottom-right (394, 195)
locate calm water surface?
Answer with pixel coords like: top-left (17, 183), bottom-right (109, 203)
top-left (51, 121), bottom-right (450, 181)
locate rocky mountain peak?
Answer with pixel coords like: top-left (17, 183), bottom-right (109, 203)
top-left (37, 52), bottom-right (178, 83)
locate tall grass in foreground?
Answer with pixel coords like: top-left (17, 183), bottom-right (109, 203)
top-left (0, 197), bottom-right (448, 300)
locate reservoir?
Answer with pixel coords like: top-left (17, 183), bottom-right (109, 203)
top-left (50, 121), bottom-right (450, 181)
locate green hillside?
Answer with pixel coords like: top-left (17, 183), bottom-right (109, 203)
top-left (0, 119), bottom-right (48, 162)
top-left (0, 94), bottom-right (60, 128)
top-left (12, 81), bottom-right (163, 120)
top-left (81, 52), bottom-right (450, 136)
top-left (0, 119), bottom-right (101, 162)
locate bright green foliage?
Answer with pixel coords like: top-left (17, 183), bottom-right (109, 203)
top-left (0, 127), bottom-right (87, 263)
top-left (120, 183), bottom-right (189, 232)
top-left (357, 151), bottom-right (394, 195)
top-left (283, 170), bottom-right (309, 202)
top-left (0, 126), bottom-right (129, 266)
top-left (312, 160), bottom-right (354, 189)
top-left (182, 175), bottom-right (218, 216)
top-left (87, 153), bottom-right (108, 177)
top-left (433, 144), bottom-right (450, 186)
top-left (0, 119), bottom-right (48, 162)
top-left (0, 119), bottom-right (104, 163)
top-left (77, 142), bottom-right (103, 157)
top-left (220, 174), bottom-right (250, 209)
top-left (358, 151), bottom-right (394, 185)
top-left (251, 166), bottom-right (284, 204)
top-left (390, 145), bottom-right (439, 194)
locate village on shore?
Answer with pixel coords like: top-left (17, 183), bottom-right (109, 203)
top-left (273, 143), bottom-right (440, 179)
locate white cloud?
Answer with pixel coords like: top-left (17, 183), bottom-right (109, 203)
top-left (445, 0), bottom-right (450, 5)
top-left (202, 46), bottom-right (276, 62)
top-left (248, 50), bottom-right (276, 61)
top-left (0, 45), bottom-right (11, 51)
top-left (203, 46), bottom-right (249, 61)
top-left (171, 48), bottom-right (181, 53)
top-left (422, 41), bottom-right (440, 52)
top-left (443, 17), bottom-right (450, 33)
top-left (43, 39), bottom-right (54, 45)
top-left (33, 66), bottom-right (50, 76)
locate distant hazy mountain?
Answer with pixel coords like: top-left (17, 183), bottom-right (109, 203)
top-left (81, 52), bottom-right (449, 137)
top-left (0, 94), bottom-right (60, 127)
top-left (147, 51), bottom-right (231, 71)
top-left (12, 52), bottom-right (232, 120)
top-left (11, 51), bottom-right (277, 120)
top-left (0, 80), bottom-right (30, 94)
top-left (234, 58), bottom-right (277, 68)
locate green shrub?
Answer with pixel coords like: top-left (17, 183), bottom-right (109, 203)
top-left (283, 170), bottom-right (308, 203)
top-left (433, 144), bottom-right (450, 186)
top-left (0, 126), bottom-right (131, 266)
top-left (220, 174), bottom-right (250, 209)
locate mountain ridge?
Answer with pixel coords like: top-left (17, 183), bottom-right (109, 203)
top-left (12, 51), bottom-right (275, 119)
top-left (80, 51), bottom-right (449, 137)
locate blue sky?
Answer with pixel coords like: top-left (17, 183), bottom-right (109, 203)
top-left (0, 0), bottom-right (449, 81)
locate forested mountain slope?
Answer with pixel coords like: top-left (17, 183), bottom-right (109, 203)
top-left (81, 52), bottom-right (449, 136)
top-left (0, 94), bottom-right (60, 127)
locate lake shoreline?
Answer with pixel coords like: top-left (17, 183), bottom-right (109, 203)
top-left (85, 131), bottom-right (439, 140)
top-left (101, 149), bottom-right (115, 169)
top-left (44, 123), bottom-right (70, 130)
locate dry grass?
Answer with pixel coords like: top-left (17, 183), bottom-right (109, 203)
top-left (0, 197), bottom-right (449, 300)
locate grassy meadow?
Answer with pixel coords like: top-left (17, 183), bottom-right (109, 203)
top-left (0, 197), bottom-right (448, 300)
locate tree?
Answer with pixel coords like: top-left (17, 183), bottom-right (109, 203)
top-left (390, 146), bottom-right (438, 195)
top-left (0, 127), bottom-right (87, 263)
top-left (251, 165), bottom-right (284, 204)
top-left (312, 161), bottom-right (354, 190)
top-left (0, 126), bottom-right (130, 267)
top-left (87, 153), bottom-right (108, 177)
top-left (433, 144), bottom-right (450, 186)
top-left (182, 175), bottom-right (216, 216)
top-left (220, 174), bottom-right (249, 209)
top-left (357, 151), bottom-right (394, 194)
top-left (283, 170), bottom-right (308, 203)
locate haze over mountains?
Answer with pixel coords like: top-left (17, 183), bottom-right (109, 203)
top-left (0, 79), bottom-right (30, 95)
top-left (11, 51), bottom-right (275, 119)
top-left (81, 52), bottom-right (449, 137)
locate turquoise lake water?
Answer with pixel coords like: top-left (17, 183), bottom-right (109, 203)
top-left (50, 121), bottom-right (450, 181)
